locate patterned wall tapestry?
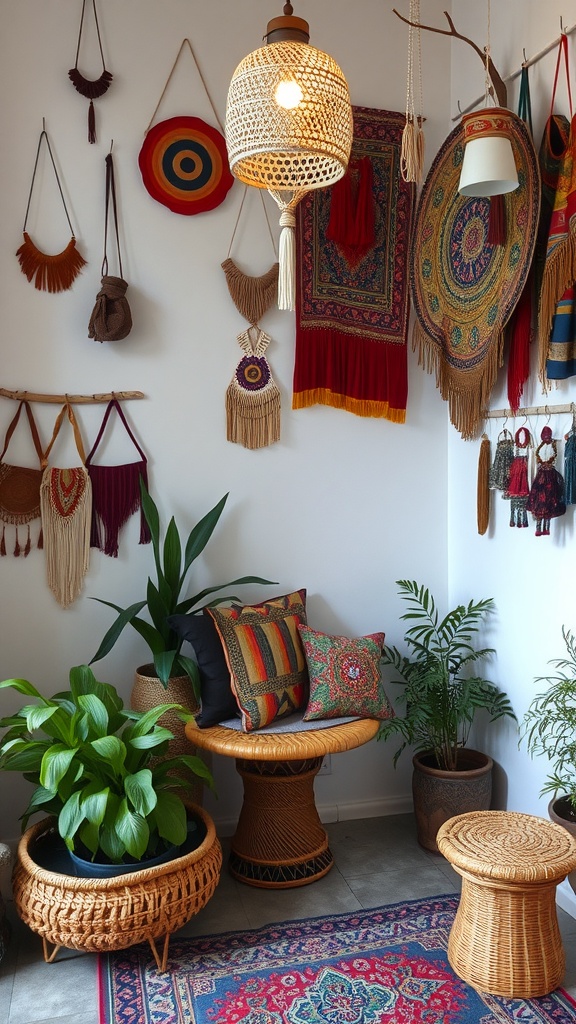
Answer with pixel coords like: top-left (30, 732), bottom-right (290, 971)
top-left (292, 107), bottom-right (415, 422)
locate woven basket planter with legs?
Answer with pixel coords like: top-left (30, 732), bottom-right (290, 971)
top-left (12, 804), bottom-right (222, 971)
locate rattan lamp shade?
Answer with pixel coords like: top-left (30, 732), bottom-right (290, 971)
top-left (225, 6), bottom-right (352, 310)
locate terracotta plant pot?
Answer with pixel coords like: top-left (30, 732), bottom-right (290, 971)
top-left (548, 796), bottom-right (576, 896)
top-left (412, 748), bottom-right (493, 853)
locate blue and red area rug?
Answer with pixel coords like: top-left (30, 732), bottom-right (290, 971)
top-left (98, 894), bottom-right (576, 1024)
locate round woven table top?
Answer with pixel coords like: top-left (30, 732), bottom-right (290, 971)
top-left (185, 718), bottom-right (380, 761)
top-left (437, 810), bottom-right (576, 883)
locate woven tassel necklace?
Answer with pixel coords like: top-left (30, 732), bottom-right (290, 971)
top-left (40, 404), bottom-right (92, 607)
top-left (477, 433), bottom-right (491, 535)
top-left (16, 124), bottom-right (86, 292)
top-left (222, 187), bottom-right (281, 449)
top-left (68, 0), bottom-right (113, 143)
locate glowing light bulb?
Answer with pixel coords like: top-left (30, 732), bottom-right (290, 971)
top-left (275, 79), bottom-right (303, 109)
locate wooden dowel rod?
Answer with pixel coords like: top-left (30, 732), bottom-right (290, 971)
top-left (0, 389), bottom-right (145, 404)
top-left (486, 401), bottom-right (576, 419)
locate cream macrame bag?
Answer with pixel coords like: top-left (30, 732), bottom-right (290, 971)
top-left (40, 403), bottom-right (92, 608)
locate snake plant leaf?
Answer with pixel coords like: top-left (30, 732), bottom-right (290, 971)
top-left (181, 493), bottom-right (228, 581)
top-left (89, 600), bottom-right (147, 664)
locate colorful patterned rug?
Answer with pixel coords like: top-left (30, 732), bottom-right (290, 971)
top-left (97, 894), bottom-right (576, 1024)
top-left (292, 106), bottom-right (415, 422)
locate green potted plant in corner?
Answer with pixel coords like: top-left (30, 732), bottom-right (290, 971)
top-left (89, 482), bottom-right (274, 789)
top-left (522, 625), bottom-right (576, 891)
top-left (378, 580), bottom-right (516, 852)
top-left (0, 664), bottom-right (222, 966)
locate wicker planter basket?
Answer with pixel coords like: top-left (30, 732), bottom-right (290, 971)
top-left (12, 804), bottom-right (222, 971)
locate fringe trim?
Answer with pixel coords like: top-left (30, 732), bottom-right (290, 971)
top-left (226, 383), bottom-right (281, 449)
top-left (538, 224), bottom-right (576, 385)
top-left (412, 316), bottom-right (504, 440)
top-left (221, 259), bottom-right (279, 325)
top-left (40, 469), bottom-right (92, 607)
top-left (477, 435), bottom-right (491, 535)
top-left (292, 388), bottom-right (406, 423)
top-left (16, 233), bottom-right (87, 293)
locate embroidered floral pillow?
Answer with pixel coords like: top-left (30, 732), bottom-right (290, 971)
top-left (299, 624), bottom-right (393, 721)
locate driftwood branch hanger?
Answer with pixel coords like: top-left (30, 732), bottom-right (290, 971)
top-left (0, 388), bottom-right (145, 405)
top-left (392, 8), bottom-right (508, 108)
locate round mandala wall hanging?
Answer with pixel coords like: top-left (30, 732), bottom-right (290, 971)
top-left (138, 116), bottom-right (233, 215)
top-left (410, 111), bottom-right (539, 440)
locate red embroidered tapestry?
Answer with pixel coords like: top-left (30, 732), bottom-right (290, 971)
top-left (292, 106), bottom-right (415, 421)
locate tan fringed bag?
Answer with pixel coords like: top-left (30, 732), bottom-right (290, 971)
top-left (40, 404), bottom-right (92, 608)
top-left (0, 401), bottom-right (45, 556)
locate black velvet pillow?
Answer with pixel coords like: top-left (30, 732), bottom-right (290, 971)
top-left (167, 613), bottom-right (239, 728)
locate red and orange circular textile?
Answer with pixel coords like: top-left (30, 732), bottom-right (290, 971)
top-left (138, 116), bottom-right (233, 215)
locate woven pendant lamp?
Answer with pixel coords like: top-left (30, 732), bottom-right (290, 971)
top-left (225, 3), bottom-right (353, 310)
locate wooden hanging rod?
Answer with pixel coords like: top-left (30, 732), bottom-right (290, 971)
top-left (452, 20), bottom-right (576, 120)
top-left (0, 389), bottom-right (145, 405)
top-left (485, 402), bottom-right (576, 420)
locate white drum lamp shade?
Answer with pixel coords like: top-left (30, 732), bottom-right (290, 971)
top-left (225, 4), bottom-right (353, 310)
top-left (459, 108), bottom-right (519, 197)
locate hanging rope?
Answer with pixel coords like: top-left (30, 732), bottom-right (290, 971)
top-left (400, 0), bottom-right (425, 184)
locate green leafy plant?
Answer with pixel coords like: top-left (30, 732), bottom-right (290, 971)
top-left (521, 626), bottom-right (576, 813)
top-left (0, 664), bottom-right (213, 864)
top-left (90, 481), bottom-right (274, 690)
top-left (377, 580), bottom-right (516, 771)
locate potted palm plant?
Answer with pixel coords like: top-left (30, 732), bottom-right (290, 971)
top-left (378, 580), bottom-right (516, 851)
top-left (522, 625), bottom-right (576, 891)
top-left (0, 664), bottom-right (222, 965)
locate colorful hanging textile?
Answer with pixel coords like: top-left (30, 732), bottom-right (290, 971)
top-left (504, 427), bottom-right (533, 528)
top-left (40, 404), bottom-right (92, 607)
top-left (0, 401), bottom-right (44, 556)
top-left (292, 107), bottom-right (415, 422)
top-left (488, 429), bottom-right (514, 492)
top-left (410, 112), bottom-right (539, 439)
top-left (16, 126), bottom-right (87, 293)
top-left (85, 399), bottom-right (150, 557)
top-left (526, 426), bottom-right (566, 536)
top-left (565, 414), bottom-right (576, 503)
top-left (68, 0), bottom-right (113, 143)
top-left (538, 33), bottom-right (576, 384)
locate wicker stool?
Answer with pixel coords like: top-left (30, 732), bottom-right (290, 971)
top-left (437, 810), bottom-right (576, 998)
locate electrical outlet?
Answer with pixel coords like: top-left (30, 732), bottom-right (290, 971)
top-left (318, 754), bottom-right (332, 775)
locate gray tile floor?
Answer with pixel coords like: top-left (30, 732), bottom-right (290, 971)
top-left (1, 813), bottom-right (576, 1024)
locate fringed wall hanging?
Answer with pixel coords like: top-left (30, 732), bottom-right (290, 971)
top-left (0, 401), bottom-right (45, 556)
top-left (293, 107), bottom-right (415, 422)
top-left (69, 0), bottom-right (113, 143)
top-left (410, 112), bottom-right (539, 439)
top-left (477, 433), bottom-right (491, 535)
top-left (526, 425), bottom-right (566, 536)
top-left (488, 428), bottom-right (514, 492)
top-left (16, 124), bottom-right (87, 293)
top-left (40, 403), bottom-right (92, 608)
top-left (565, 412), bottom-right (576, 504)
top-left (138, 39), bottom-right (233, 215)
top-left (504, 426), bottom-right (534, 528)
top-left (88, 148), bottom-right (133, 342)
top-left (538, 33), bottom-right (576, 385)
top-left (85, 398), bottom-right (150, 556)
top-left (400, 0), bottom-right (425, 185)
top-left (222, 188), bottom-right (281, 449)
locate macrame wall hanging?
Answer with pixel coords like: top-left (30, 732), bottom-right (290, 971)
top-left (68, 0), bottom-right (113, 143)
top-left (16, 124), bottom-right (87, 293)
top-left (476, 433), bottom-right (491, 536)
top-left (138, 38), bottom-right (233, 215)
top-left (40, 403), bottom-right (92, 608)
top-left (0, 401), bottom-right (45, 557)
top-left (400, 0), bottom-right (425, 185)
top-left (526, 426), bottom-right (566, 536)
top-left (85, 398), bottom-right (151, 556)
top-left (222, 187), bottom-right (281, 449)
top-left (88, 148), bottom-right (133, 342)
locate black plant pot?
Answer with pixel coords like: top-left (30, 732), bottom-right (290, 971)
top-left (412, 748), bottom-right (493, 853)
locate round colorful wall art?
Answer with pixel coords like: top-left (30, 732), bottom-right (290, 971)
top-left (138, 116), bottom-right (234, 215)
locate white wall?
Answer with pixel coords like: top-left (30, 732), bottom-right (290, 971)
top-left (450, 0), bottom-right (576, 914)
top-left (0, 1), bottom-right (451, 847)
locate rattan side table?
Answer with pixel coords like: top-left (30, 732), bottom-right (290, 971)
top-left (437, 809), bottom-right (576, 998)
top-left (185, 718), bottom-right (380, 888)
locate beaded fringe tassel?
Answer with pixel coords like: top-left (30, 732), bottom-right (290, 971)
top-left (226, 383), bottom-right (280, 450)
top-left (278, 210), bottom-right (296, 310)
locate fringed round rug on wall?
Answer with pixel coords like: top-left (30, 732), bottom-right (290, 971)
top-left (410, 112), bottom-right (540, 439)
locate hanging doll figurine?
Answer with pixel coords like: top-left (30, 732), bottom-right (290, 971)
top-left (526, 425), bottom-right (566, 536)
top-left (504, 426), bottom-right (533, 528)
top-left (489, 428), bottom-right (514, 492)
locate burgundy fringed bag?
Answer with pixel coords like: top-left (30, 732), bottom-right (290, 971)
top-left (85, 399), bottom-right (151, 557)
